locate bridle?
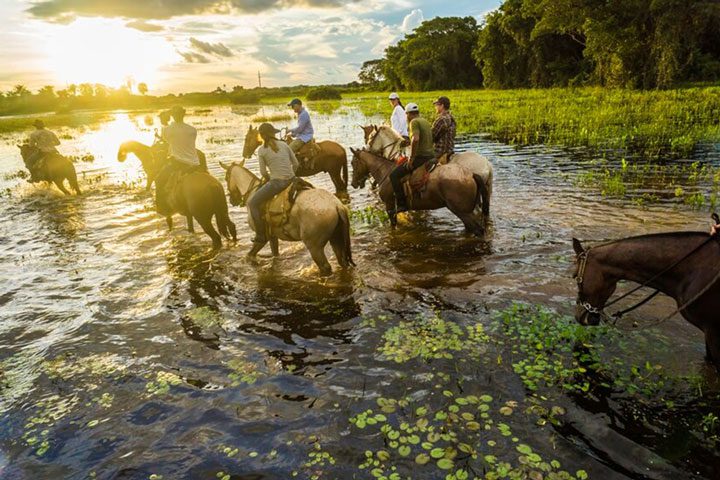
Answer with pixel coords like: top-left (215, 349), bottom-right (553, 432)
top-left (367, 128), bottom-right (403, 161)
top-left (574, 250), bottom-right (606, 318)
top-left (226, 164), bottom-right (260, 207)
top-left (352, 149), bottom-right (394, 189)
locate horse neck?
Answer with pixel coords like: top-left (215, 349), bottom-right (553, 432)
top-left (232, 167), bottom-right (260, 200)
top-left (592, 233), bottom-right (712, 295)
top-left (362, 152), bottom-right (393, 182)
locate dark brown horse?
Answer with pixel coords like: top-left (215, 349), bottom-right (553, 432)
top-left (117, 140), bottom-right (208, 190)
top-left (572, 233), bottom-right (720, 369)
top-left (350, 148), bottom-right (489, 234)
top-left (242, 125), bottom-right (348, 195)
top-left (161, 170), bottom-right (237, 249)
top-left (18, 144), bottom-right (81, 195)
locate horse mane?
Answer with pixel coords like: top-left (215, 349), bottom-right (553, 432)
top-left (591, 230), bottom-right (710, 249)
top-left (119, 140), bottom-right (151, 152)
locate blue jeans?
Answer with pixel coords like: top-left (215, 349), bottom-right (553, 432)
top-left (248, 178), bottom-right (292, 243)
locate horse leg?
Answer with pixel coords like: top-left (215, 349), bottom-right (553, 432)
top-left (306, 242), bottom-right (332, 276)
top-left (53, 178), bottom-right (71, 195)
top-left (198, 217), bottom-right (222, 249)
top-left (454, 210), bottom-right (485, 236)
top-left (270, 237), bottom-right (280, 257)
top-left (329, 169), bottom-right (344, 195)
top-left (166, 215), bottom-right (173, 230)
top-left (186, 215), bottom-right (195, 233)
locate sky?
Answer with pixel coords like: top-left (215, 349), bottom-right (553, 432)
top-left (0, 0), bottom-right (501, 95)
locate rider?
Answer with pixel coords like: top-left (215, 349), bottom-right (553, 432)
top-left (388, 93), bottom-right (409, 142)
top-left (248, 122), bottom-right (299, 257)
top-left (389, 103), bottom-right (436, 213)
top-left (154, 105), bottom-right (201, 215)
top-left (286, 98), bottom-right (314, 162)
top-left (26, 119), bottom-right (61, 182)
top-left (431, 96), bottom-right (456, 164)
top-left (154, 110), bottom-right (171, 143)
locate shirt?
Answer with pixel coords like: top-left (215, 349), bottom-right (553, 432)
top-left (390, 104), bottom-right (408, 137)
top-left (409, 117), bottom-right (435, 159)
top-left (162, 121), bottom-right (199, 166)
top-left (258, 141), bottom-right (298, 180)
top-left (432, 111), bottom-right (456, 157)
top-left (290, 108), bottom-right (314, 143)
top-left (29, 129), bottom-right (60, 153)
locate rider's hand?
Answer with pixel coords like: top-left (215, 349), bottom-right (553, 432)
top-left (711, 224), bottom-right (720, 235)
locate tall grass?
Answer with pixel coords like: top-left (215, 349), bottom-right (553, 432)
top-left (346, 87), bottom-right (720, 159)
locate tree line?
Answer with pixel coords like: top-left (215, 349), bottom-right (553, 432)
top-left (359, 0), bottom-right (720, 90)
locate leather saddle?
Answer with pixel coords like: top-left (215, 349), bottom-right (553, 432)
top-left (401, 161), bottom-right (437, 206)
top-left (264, 178), bottom-right (314, 230)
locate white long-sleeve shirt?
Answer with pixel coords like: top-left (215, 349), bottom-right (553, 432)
top-left (390, 104), bottom-right (408, 137)
top-left (162, 121), bottom-right (199, 166)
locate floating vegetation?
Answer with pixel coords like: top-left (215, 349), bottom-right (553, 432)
top-left (68, 153), bottom-right (95, 163)
top-left (3, 169), bottom-right (28, 180)
top-left (185, 306), bottom-right (225, 329)
top-left (44, 353), bottom-right (128, 386)
top-left (350, 206), bottom-right (389, 226)
top-left (145, 371), bottom-right (183, 397)
top-left (207, 136), bottom-right (235, 145)
top-left (22, 394), bottom-right (80, 456)
top-left (227, 357), bottom-right (261, 386)
top-left (378, 313), bottom-right (489, 363)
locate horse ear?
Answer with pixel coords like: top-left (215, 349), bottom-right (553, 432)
top-left (239, 158), bottom-right (246, 167)
top-left (247, 125), bottom-right (252, 132)
top-left (373, 125), bottom-right (378, 132)
top-left (219, 161), bottom-right (230, 171)
top-left (572, 238), bottom-right (584, 255)
top-left (349, 147), bottom-right (357, 155)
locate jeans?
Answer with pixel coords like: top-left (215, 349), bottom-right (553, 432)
top-left (289, 139), bottom-right (306, 153)
top-left (390, 155), bottom-right (434, 208)
top-left (248, 178), bottom-right (293, 243)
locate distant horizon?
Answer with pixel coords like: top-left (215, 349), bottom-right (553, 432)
top-left (0, 1), bottom-right (500, 95)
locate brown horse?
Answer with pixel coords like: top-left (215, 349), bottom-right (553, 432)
top-left (350, 148), bottom-right (489, 234)
top-left (242, 125), bottom-right (348, 195)
top-left (160, 169), bottom-right (237, 249)
top-left (18, 144), bottom-right (81, 195)
top-left (117, 140), bottom-right (208, 190)
top-left (572, 233), bottom-right (720, 369)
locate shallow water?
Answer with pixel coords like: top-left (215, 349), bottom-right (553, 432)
top-left (0, 105), bottom-right (718, 479)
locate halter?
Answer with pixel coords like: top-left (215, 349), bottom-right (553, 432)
top-left (353, 150), bottom-right (394, 188)
top-left (367, 128), bottom-right (404, 161)
top-left (574, 250), bottom-right (605, 316)
top-left (227, 165), bottom-right (261, 207)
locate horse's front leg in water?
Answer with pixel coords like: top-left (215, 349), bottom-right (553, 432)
top-left (270, 237), bottom-right (279, 256)
top-left (186, 215), bottom-right (194, 233)
top-left (166, 215), bottom-right (173, 231)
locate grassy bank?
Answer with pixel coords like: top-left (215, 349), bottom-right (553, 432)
top-left (346, 87), bottom-right (720, 159)
top-left (0, 111), bottom-right (111, 135)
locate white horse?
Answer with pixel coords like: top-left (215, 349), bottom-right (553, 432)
top-left (220, 160), bottom-right (354, 276)
top-left (361, 125), bottom-right (494, 201)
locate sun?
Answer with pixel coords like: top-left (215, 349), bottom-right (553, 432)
top-left (44, 18), bottom-right (177, 90)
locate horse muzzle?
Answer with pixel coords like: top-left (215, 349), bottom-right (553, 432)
top-left (575, 304), bottom-right (601, 326)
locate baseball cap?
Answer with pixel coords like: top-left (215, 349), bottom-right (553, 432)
top-left (388, 92), bottom-right (400, 100)
top-left (405, 103), bottom-right (419, 113)
top-left (287, 98), bottom-right (302, 107)
top-left (432, 96), bottom-right (450, 108)
top-left (258, 123), bottom-right (281, 136)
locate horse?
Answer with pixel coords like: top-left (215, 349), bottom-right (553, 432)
top-left (349, 148), bottom-right (489, 234)
top-left (361, 124), bottom-right (493, 201)
top-left (220, 160), bottom-right (353, 276)
top-left (117, 140), bottom-right (208, 190)
top-left (160, 168), bottom-right (237, 249)
top-left (18, 144), bottom-right (81, 195)
top-left (242, 125), bottom-right (348, 195)
top-left (572, 234), bottom-right (720, 369)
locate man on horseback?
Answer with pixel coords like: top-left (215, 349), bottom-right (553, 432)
top-left (154, 106), bottom-right (201, 215)
top-left (286, 98), bottom-right (314, 169)
top-left (389, 103), bottom-right (436, 214)
top-left (248, 123), bottom-right (299, 257)
top-left (26, 119), bottom-right (61, 182)
top-left (431, 96), bottom-right (456, 164)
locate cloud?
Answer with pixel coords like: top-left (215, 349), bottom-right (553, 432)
top-left (179, 51), bottom-right (211, 63)
top-left (189, 37), bottom-right (232, 57)
top-left (26, 0), bottom-right (360, 21)
top-left (126, 19), bottom-right (164, 32)
top-left (401, 8), bottom-right (423, 32)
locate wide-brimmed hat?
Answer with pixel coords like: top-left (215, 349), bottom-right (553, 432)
top-left (388, 92), bottom-right (400, 100)
top-left (287, 98), bottom-right (302, 107)
top-left (432, 96), bottom-right (450, 108)
top-left (33, 119), bottom-right (45, 128)
top-left (405, 103), bottom-right (419, 113)
top-left (258, 123), bottom-right (281, 137)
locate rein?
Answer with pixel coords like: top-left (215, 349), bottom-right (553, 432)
top-left (228, 166), bottom-right (260, 207)
top-left (578, 225), bottom-right (720, 323)
top-left (367, 129), bottom-right (403, 161)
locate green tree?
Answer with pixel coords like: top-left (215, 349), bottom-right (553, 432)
top-left (138, 82), bottom-right (148, 95)
top-left (358, 59), bottom-right (385, 86)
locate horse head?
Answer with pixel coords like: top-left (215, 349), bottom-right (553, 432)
top-left (349, 147), bottom-right (369, 190)
top-left (572, 238), bottom-right (616, 326)
top-left (117, 145), bottom-right (127, 162)
top-left (220, 159), bottom-right (252, 206)
top-left (18, 143), bottom-right (33, 161)
top-left (360, 125), bottom-right (376, 144)
top-left (243, 125), bottom-right (261, 159)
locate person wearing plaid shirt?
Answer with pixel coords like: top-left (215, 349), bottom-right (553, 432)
top-left (431, 96), bottom-right (456, 163)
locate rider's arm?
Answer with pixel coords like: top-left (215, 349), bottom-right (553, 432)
top-left (258, 151), bottom-right (269, 179)
top-left (431, 117), bottom-right (444, 142)
top-left (409, 122), bottom-right (420, 165)
top-left (290, 110), bottom-right (308, 136)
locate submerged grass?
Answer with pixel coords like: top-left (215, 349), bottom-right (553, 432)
top-left (346, 87), bottom-right (720, 159)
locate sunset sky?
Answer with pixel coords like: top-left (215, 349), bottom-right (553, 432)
top-left (0, 0), bottom-right (500, 95)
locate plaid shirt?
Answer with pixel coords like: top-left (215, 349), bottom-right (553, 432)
top-left (432, 111), bottom-right (456, 157)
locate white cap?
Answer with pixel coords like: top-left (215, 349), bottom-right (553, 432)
top-left (405, 102), bottom-right (419, 113)
top-left (388, 92), bottom-right (400, 100)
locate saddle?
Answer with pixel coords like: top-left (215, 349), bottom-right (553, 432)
top-left (296, 140), bottom-right (321, 171)
top-left (400, 160), bottom-right (437, 207)
top-left (264, 178), bottom-right (314, 231)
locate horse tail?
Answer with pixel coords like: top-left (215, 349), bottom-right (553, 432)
top-left (332, 204), bottom-right (355, 267)
top-left (215, 185), bottom-right (237, 241)
top-left (473, 173), bottom-right (490, 217)
top-left (341, 152), bottom-right (348, 190)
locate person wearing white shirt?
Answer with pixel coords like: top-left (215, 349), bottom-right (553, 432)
top-left (388, 92), bottom-right (409, 141)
